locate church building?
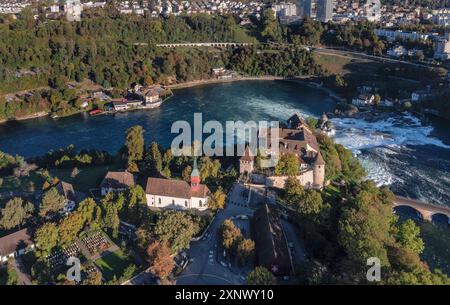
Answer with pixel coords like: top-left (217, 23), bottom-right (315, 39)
top-left (145, 159), bottom-right (211, 210)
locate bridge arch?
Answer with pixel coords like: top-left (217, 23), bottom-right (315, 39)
top-left (393, 205), bottom-right (423, 220)
top-left (431, 213), bottom-right (450, 225)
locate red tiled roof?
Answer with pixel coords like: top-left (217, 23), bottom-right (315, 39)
top-left (145, 177), bottom-right (210, 199)
top-left (240, 145), bottom-right (254, 161)
top-left (101, 171), bottom-right (135, 189)
top-left (0, 228), bottom-right (34, 257)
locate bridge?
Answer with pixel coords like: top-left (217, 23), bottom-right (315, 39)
top-left (156, 42), bottom-right (252, 48)
top-left (394, 196), bottom-right (450, 223)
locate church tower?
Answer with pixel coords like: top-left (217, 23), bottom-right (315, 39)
top-left (239, 145), bottom-right (255, 174)
top-left (191, 157), bottom-right (200, 191)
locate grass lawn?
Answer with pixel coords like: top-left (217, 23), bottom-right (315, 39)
top-left (94, 249), bottom-right (133, 282)
top-left (49, 164), bottom-right (119, 194)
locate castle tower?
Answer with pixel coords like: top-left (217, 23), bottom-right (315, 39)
top-left (239, 145), bottom-right (255, 174)
top-left (190, 157), bottom-right (200, 191)
top-left (313, 151), bottom-right (325, 189)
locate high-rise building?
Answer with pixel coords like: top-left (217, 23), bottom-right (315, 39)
top-left (301, 0), bottom-right (314, 18)
top-left (317, 0), bottom-right (333, 22)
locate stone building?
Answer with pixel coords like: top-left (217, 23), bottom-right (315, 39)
top-left (239, 113), bottom-right (326, 189)
top-left (239, 145), bottom-right (255, 174)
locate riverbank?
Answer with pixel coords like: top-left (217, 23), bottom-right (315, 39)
top-left (0, 111), bottom-right (48, 124)
top-left (166, 76), bottom-right (285, 89)
top-left (0, 76), bottom-right (344, 125)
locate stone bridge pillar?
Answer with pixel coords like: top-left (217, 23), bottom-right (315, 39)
top-left (417, 208), bottom-right (433, 221)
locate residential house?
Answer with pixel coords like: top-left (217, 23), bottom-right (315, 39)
top-left (55, 181), bottom-right (77, 215)
top-left (100, 171), bottom-right (135, 196)
top-left (0, 228), bottom-right (34, 263)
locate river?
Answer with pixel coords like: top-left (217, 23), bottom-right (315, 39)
top-left (1, 80), bottom-right (449, 205)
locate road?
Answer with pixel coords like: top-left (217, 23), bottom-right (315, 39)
top-left (281, 219), bottom-right (307, 267)
top-left (176, 183), bottom-right (257, 285)
top-left (312, 47), bottom-right (434, 69)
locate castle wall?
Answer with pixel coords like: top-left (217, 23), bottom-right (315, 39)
top-left (265, 170), bottom-right (315, 189)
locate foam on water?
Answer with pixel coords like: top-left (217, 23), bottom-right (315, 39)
top-left (331, 112), bottom-right (450, 153)
top-left (330, 112), bottom-right (450, 202)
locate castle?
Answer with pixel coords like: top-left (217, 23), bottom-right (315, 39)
top-left (239, 113), bottom-right (326, 189)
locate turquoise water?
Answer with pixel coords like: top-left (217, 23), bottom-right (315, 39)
top-left (0, 80), bottom-right (449, 206)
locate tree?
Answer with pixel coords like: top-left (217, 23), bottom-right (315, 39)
top-left (297, 189), bottom-right (324, 219)
top-left (260, 9), bottom-right (282, 42)
top-left (220, 219), bottom-right (242, 250)
top-left (182, 165), bottom-right (192, 182)
top-left (104, 204), bottom-right (120, 238)
top-left (76, 198), bottom-right (102, 229)
top-left (284, 177), bottom-right (304, 206)
top-left (274, 153), bottom-right (299, 176)
top-left (40, 187), bottom-right (65, 218)
top-left (154, 211), bottom-right (199, 253)
top-left (246, 267), bottom-right (276, 285)
top-left (125, 125), bottom-right (144, 163)
top-left (59, 212), bottom-right (84, 247)
top-left (237, 238), bottom-right (255, 265)
top-left (124, 185), bottom-right (147, 225)
top-left (338, 181), bottom-right (396, 268)
top-left (146, 141), bottom-right (163, 174)
top-left (147, 240), bottom-right (175, 280)
top-left (209, 187), bottom-right (226, 210)
top-left (199, 156), bottom-right (221, 181)
top-left (0, 197), bottom-right (34, 230)
top-left (35, 223), bottom-right (59, 258)
top-left (396, 220), bottom-right (424, 255)
top-left (84, 270), bottom-right (102, 285)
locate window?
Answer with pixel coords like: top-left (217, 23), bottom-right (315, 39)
top-left (185, 200), bottom-right (188, 207)
top-left (158, 198), bottom-right (161, 205)
top-left (172, 199), bottom-right (175, 205)
top-left (199, 200), bottom-right (202, 207)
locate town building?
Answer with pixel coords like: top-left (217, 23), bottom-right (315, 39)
top-left (272, 2), bottom-right (297, 18)
top-left (240, 114), bottom-right (325, 189)
top-left (64, 0), bottom-right (83, 21)
top-left (316, 0), bottom-right (333, 22)
top-left (364, 0), bottom-right (381, 22)
top-left (434, 33), bottom-right (450, 61)
top-left (0, 228), bottom-right (34, 263)
top-left (375, 29), bottom-right (430, 42)
top-left (111, 99), bottom-right (143, 111)
top-left (145, 159), bottom-right (210, 210)
top-left (252, 204), bottom-right (291, 276)
top-left (387, 45), bottom-right (407, 58)
top-left (100, 171), bottom-right (135, 196)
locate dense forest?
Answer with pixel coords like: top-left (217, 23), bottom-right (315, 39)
top-left (0, 8), bottom-right (326, 120)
